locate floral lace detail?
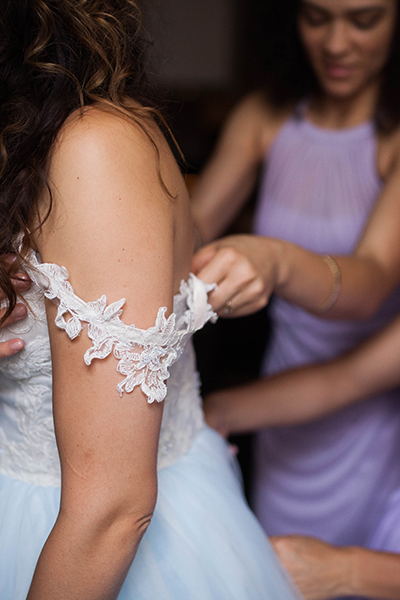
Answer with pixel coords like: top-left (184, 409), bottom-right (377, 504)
top-left (0, 252), bottom-right (216, 485)
top-left (26, 254), bottom-right (216, 404)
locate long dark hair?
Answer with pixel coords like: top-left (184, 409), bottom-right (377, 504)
top-left (0, 0), bottom-right (157, 320)
top-left (246, 0), bottom-right (400, 132)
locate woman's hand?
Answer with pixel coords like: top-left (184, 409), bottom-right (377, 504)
top-left (0, 265), bottom-right (31, 357)
top-left (192, 235), bottom-right (282, 317)
top-left (271, 535), bottom-right (353, 600)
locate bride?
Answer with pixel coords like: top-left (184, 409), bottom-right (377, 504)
top-left (0, 1), bottom-right (299, 598)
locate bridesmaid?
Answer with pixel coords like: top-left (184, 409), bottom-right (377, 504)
top-left (192, 0), bottom-right (400, 592)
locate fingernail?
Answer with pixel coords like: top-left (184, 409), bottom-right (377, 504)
top-left (9, 340), bottom-right (24, 353)
top-left (14, 304), bottom-right (27, 319)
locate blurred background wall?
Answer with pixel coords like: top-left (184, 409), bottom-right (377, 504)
top-left (150, 0), bottom-right (237, 89)
top-left (144, 0), bottom-right (269, 170)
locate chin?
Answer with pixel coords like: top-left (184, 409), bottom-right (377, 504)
top-left (320, 79), bottom-right (364, 100)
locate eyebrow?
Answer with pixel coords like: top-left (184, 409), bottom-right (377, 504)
top-left (301, 1), bottom-right (387, 15)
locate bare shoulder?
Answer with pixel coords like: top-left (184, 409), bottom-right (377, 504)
top-left (227, 92), bottom-right (292, 156)
top-left (35, 104), bottom-right (183, 305)
top-left (49, 104), bottom-right (183, 204)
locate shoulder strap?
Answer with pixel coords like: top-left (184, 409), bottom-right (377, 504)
top-left (25, 253), bottom-right (216, 402)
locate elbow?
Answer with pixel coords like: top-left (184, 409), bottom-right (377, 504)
top-left (103, 491), bottom-right (157, 545)
top-left (345, 257), bottom-right (394, 321)
top-left (333, 286), bottom-right (388, 321)
top-left (61, 486), bottom-right (157, 557)
top-left (115, 506), bottom-right (155, 550)
top-left (350, 295), bottom-right (385, 321)
top-left (347, 305), bottom-right (377, 322)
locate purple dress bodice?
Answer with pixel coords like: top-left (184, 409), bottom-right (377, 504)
top-left (252, 112), bottom-right (400, 546)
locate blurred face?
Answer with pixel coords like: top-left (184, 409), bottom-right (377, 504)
top-left (298, 0), bottom-right (397, 98)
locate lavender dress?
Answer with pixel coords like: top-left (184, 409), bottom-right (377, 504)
top-left (252, 110), bottom-right (400, 554)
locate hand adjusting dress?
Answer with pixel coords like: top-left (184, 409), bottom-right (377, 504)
top-left (0, 251), bottom-right (299, 600)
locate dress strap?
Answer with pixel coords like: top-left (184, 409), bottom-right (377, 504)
top-left (25, 253), bottom-right (216, 403)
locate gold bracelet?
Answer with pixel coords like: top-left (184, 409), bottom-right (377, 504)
top-left (316, 254), bottom-right (341, 313)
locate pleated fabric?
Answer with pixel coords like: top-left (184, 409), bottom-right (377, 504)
top-left (252, 109), bottom-right (400, 551)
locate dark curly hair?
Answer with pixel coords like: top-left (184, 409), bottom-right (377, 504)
top-left (0, 0), bottom-right (161, 320)
top-left (247, 0), bottom-right (400, 132)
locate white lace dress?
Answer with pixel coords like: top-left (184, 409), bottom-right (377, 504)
top-left (0, 252), bottom-right (299, 600)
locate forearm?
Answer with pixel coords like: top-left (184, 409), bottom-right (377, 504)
top-left (27, 511), bottom-right (149, 600)
top-left (347, 547), bottom-right (400, 599)
top-left (254, 237), bottom-right (394, 320)
top-left (205, 358), bottom-right (360, 434)
top-left (195, 235), bottom-right (396, 321)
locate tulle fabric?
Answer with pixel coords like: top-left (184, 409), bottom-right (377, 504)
top-left (0, 427), bottom-right (299, 600)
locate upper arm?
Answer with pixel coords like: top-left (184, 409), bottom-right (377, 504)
top-left (191, 94), bottom-right (288, 242)
top-left (356, 139), bottom-right (400, 285)
top-left (35, 109), bottom-right (175, 518)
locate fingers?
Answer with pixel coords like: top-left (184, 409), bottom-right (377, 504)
top-left (12, 273), bottom-right (31, 293)
top-left (215, 275), bottom-right (270, 318)
top-left (0, 273), bottom-right (31, 301)
top-left (193, 238), bottom-right (273, 317)
top-left (203, 250), bottom-right (269, 315)
top-left (191, 243), bottom-right (219, 281)
top-left (0, 338), bottom-right (25, 357)
top-left (0, 254), bottom-right (31, 301)
top-left (0, 303), bottom-right (28, 327)
top-left (0, 303), bottom-right (28, 358)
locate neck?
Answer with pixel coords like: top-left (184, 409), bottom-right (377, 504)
top-left (307, 82), bottom-right (380, 129)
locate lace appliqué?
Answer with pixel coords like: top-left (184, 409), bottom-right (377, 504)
top-left (26, 257), bottom-right (216, 404)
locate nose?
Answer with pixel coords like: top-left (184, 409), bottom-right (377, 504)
top-left (323, 21), bottom-right (351, 56)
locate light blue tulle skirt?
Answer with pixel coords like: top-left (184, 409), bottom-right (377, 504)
top-left (0, 427), bottom-right (299, 599)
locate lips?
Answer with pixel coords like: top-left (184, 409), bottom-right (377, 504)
top-left (324, 63), bottom-right (355, 78)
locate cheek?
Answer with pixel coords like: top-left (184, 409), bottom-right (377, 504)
top-left (356, 28), bottom-right (394, 72)
top-left (298, 25), bottom-right (326, 64)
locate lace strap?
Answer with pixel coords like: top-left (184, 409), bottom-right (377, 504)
top-left (25, 254), bottom-right (216, 403)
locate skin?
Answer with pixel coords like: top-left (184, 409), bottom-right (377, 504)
top-left (193, 1), bottom-right (400, 596)
top-left (192, 0), bottom-right (400, 323)
top-left (271, 536), bottom-right (400, 600)
top-left (298, 0), bottom-right (396, 106)
top-left (5, 3), bottom-right (400, 594)
top-left (26, 105), bottom-right (194, 600)
top-left (204, 312), bottom-right (400, 598)
top-left (0, 265), bottom-right (31, 356)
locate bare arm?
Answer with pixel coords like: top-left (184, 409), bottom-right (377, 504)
top-left (27, 109), bottom-right (177, 600)
top-left (204, 312), bottom-right (400, 435)
top-left (191, 94), bottom-right (288, 243)
top-left (193, 140), bottom-right (400, 320)
top-left (272, 536), bottom-right (400, 600)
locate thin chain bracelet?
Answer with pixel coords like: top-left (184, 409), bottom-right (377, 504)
top-left (316, 254), bottom-right (342, 313)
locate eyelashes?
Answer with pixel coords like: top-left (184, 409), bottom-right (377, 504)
top-left (299, 7), bottom-right (386, 31)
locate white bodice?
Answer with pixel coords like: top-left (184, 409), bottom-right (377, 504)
top-left (0, 253), bottom-right (216, 487)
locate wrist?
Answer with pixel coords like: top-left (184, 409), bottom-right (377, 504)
top-left (263, 237), bottom-right (288, 293)
top-left (342, 546), bottom-right (362, 596)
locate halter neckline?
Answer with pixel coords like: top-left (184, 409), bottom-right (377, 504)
top-left (295, 101), bottom-right (375, 143)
